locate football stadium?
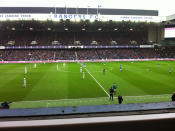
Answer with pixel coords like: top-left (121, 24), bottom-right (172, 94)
top-left (0, 0), bottom-right (175, 130)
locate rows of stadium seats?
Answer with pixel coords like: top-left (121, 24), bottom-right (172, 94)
top-left (0, 31), bottom-right (148, 46)
top-left (1, 48), bottom-right (173, 61)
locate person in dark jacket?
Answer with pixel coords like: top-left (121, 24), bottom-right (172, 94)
top-left (172, 93), bottom-right (175, 101)
top-left (1, 102), bottom-right (11, 109)
top-left (109, 87), bottom-right (114, 101)
top-left (118, 95), bottom-right (123, 104)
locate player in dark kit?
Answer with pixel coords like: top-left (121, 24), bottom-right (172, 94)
top-left (109, 87), bottom-right (114, 101)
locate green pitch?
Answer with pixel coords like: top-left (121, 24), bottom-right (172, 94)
top-left (0, 61), bottom-right (175, 108)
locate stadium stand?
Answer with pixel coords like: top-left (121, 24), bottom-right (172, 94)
top-left (0, 48), bottom-right (169, 61)
top-left (1, 5), bottom-right (175, 131)
top-left (0, 21), bottom-right (148, 46)
top-left (0, 20), bottom-right (174, 61)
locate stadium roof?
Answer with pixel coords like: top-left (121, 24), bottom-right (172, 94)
top-left (0, 7), bottom-right (158, 16)
top-left (0, 0), bottom-right (174, 16)
top-left (167, 14), bottom-right (175, 21)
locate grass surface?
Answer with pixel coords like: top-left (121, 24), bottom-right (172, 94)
top-left (0, 61), bottom-right (175, 108)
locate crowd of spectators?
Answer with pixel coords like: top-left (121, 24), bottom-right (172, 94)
top-left (0, 30), bottom-right (174, 61)
top-left (56, 50), bottom-right (76, 60)
top-left (0, 48), bottom-right (174, 61)
top-left (0, 50), bottom-right (55, 61)
top-left (0, 31), bottom-right (148, 46)
top-left (155, 47), bottom-right (175, 58)
top-left (76, 50), bottom-right (98, 60)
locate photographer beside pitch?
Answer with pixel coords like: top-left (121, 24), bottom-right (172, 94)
top-left (0, 102), bottom-right (12, 109)
top-left (172, 93), bottom-right (175, 101)
top-left (118, 95), bottom-right (123, 104)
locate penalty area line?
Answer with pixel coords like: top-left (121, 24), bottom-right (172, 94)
top-left (84, 67), bottom-right (110, 97)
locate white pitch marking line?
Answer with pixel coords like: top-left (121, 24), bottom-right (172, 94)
top-left (9, 94), bottom-right (171, 104)
top-left (10, 97), bottom-right (108, 103)
top-left (84, 67), bottom-right (110, 97)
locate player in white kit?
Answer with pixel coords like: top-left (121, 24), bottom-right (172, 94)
top-left (57, 64), bottom-right (59, 71)
top-left (25, 66), bottom-right (27, 74)
top-left (34, 63), bottom-right (36, 68)
top-left (80, 67), bottom-right (82, 72)
top-left (24, 77), bottom-right (26, 88)
top-left (83, 72), bottom-right (85, 79)
top-left (169, 67), bottom-right (172, 74)
top-left (63, 63), bottom-right (66, 68)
